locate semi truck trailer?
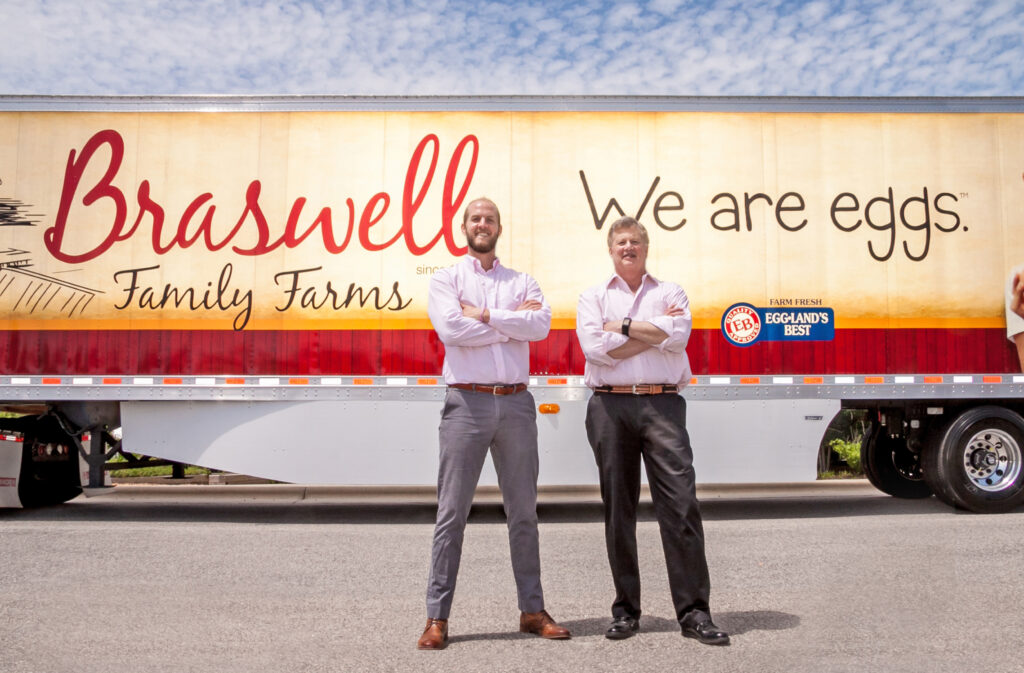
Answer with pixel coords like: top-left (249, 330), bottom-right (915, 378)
top-left (1, 95), bottom-right (1023, 512)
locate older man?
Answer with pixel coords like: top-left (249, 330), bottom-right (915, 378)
top-left (417, 197), bottom-right (570, 650)
top-left (576, 216), bottom-right (729, 646)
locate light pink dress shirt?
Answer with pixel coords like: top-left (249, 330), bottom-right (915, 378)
top-left (428, 256), bottom-right (551, 385)
top-left (576, 272), bottom-right (693, 388)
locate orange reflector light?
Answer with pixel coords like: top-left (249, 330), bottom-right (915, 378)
top-left (538, 403), bottom-right (560, 414)
top-left (42, 378), bottom-right (61, 385)
top-left (983, 376), bottom-right (1002, 383)
top-left (289, 378), bottom-right (309, 385)
top-left (163, 378), bottom-right (183, 385)
top-left (225, 378), bottom-right (245, 385)
top-left (353, 378), bottom-right (374, 385)
top-left (865, 376), bottom-right (884, 384)
top-left (417, 378), bottom-right (439, 385)
top-left (803, 377), bottom-right (824, 384)
top-left (102, 378), bottom-right (122, 385)
top-left (923, 376), bottom-right (942, 384)
top-left (740, 377), bottom-right (761, 385)
top-left (547, 378), bottom-right (568, 385)
top-left (690, 378), bottom-right (698, 385)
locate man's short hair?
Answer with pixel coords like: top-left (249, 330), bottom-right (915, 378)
top-left (463, 197), bottom-right (501, 226)
top-left (606, 216), bottom-right (649, 247)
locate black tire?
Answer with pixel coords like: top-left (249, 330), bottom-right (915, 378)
top-left (860, 423), bottom-right (933, 499)
top-left (922, 406), bottom-right (1024, 514)
top-left (16, 415), bottom-right (83, 508)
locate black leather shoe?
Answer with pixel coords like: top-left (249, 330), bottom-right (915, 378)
top-left (605, 616), bottom-right (639, 640)
top-left (682, 619), bottom-right (730, 646)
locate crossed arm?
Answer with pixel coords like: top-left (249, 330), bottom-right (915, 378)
top-left (576, 286), bottom-right (692, 367)
top-left (428, 271), bottom-right (550, 346)
top-left (461, 299), bottom-right (542, 323)
top-left (603, 306), bottom-right (687, 359)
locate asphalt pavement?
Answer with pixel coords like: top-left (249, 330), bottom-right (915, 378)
top-left (2, 481), bottom-right (1023, 673)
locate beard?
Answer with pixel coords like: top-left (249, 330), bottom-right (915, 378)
top-left (466, 232), bottom-right (498, 254)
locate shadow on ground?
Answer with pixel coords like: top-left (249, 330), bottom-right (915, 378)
top-left (0, 492), bottom-right (977, 525)
top-left (447, 609), bottom-right (799, 644)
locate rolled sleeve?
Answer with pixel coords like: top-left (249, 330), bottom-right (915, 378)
top-left (576, 290), bottom-right (627, 366)
top-left (650, 314), bottom-right (692, 353)
top-left (651, 284), bottom-right (692, 353)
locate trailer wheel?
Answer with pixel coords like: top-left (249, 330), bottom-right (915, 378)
top-left (922, 406), bottom-right (1024, 513)
top-left (861, 423), bottom-right (932, 499)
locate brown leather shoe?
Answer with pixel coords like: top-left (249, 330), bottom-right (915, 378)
top-left (519, 610), bottom-right (571, 639)
top-left (417, 618), bottom-right (449, 650)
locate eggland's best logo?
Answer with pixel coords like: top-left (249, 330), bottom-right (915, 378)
top-left (722, 303), bottom-right (761, 345)
top-left (721, 302), bottom-right (836, 346)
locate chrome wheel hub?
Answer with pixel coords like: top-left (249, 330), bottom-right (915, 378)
top-left (963, 429), bottom-right (1022, 492)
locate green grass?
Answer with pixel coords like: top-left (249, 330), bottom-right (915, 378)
top-left (818, 470), bottom-right (864, 480)
top-left (107, 454), bottom-right (211, 478)
top-left (108, 465), bottom-right (211, 478)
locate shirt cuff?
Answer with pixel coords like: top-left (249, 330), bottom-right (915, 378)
top-left (487, 307), bottom-right (510, 326)
top-left (646, 316), bottom-right (680, 352)
top-left (591, 332), bottom-right (629, 365)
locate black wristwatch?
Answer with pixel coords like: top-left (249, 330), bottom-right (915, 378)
top-left (621, 317), bottom-right (632, 336)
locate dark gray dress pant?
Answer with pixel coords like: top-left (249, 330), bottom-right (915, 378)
top-left (426, 388), bottom-right (544, 619)
top-left (585, 391), bottom-right (712, 627)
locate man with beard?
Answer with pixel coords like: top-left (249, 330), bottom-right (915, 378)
top-left (417, 197), bottom-right (570, 650)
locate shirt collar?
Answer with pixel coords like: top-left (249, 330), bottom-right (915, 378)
top-left (462, 255), bottom-right (502, 274)
top-left (605, 271), bottom-right (659, 291)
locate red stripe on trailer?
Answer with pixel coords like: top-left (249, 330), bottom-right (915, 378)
top-left (0, 328), bottom-right (1018, 377)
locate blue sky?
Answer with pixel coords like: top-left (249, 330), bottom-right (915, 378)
top-left (2, 0), bottom-right (1023, 96)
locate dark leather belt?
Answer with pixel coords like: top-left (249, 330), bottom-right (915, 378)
top-left (449, 383), bottom-right (527, 395)
top-left (594, 384), bottom-right (679, 395)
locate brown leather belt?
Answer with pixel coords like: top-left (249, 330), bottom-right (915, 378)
top-left (449, 383), bottom-right (527, 395)
top-left (593, 384), bottom-right (679, 395)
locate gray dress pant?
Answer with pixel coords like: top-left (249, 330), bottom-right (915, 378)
top-left (426, 388), bottom-right (545, 619)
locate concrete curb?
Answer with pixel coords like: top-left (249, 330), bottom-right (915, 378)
top-left (89, 479), bottom-right (879, 503)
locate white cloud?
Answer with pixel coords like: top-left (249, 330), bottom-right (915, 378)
top-left (0, 0), bottom-right (1022, 96)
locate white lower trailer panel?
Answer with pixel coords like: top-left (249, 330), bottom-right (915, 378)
top-left (121, 392), bottom-right (839, 486)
